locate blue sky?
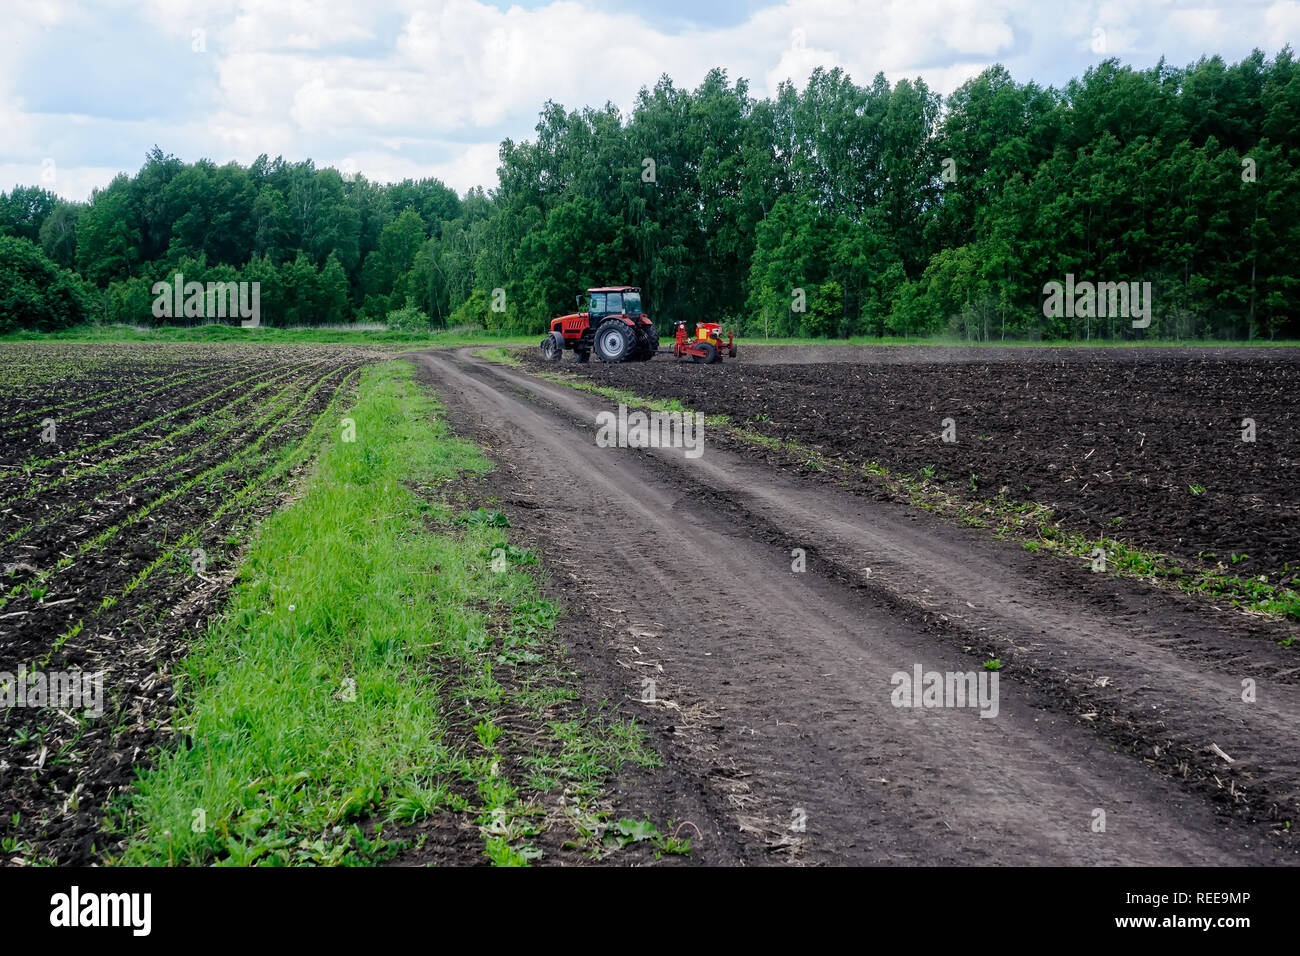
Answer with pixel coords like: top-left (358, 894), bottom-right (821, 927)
top-left (3, 0), bottom-right (1296, 201)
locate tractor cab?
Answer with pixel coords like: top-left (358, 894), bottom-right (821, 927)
top-left (582, 288), bottom-right (643, 320)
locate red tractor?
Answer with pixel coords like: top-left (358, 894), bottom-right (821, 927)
top-left (539, 286), bottom-right (659, 363)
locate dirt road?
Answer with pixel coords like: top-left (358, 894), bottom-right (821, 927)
top-left (413, 347), bottom-right (1299, 866)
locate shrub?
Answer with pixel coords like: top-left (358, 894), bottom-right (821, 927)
top-left (386, 304), bottom-right (430, 333)
top-left (104, 277), bottom-right (156, 326)
top-left (0, 235), bottom-right (96, 333)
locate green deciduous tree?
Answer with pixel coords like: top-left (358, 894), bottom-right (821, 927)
top-left (0, 236), bottom-right (97, 332)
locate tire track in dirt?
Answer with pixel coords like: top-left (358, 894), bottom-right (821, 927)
top-left (413, 348), bottom-right (1297, 866)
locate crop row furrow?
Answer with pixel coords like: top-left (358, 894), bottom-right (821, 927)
top-left (0, 364), bottom-right (360, 620)
top-left (1, 362), bottom-right (313, 508)
top-left (5, 362), bottom-right (297, 473)
top-left (0, 365), bottom-right (329, 552)
top-left (91, 366), bottom-right (362, 624)
top-left (7, 367), bottom-right (198, 425)
top-left (0, 364), bottom-right (253, 447)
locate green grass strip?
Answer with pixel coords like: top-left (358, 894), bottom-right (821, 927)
top-left (112, 359), bottom-right (502, 864)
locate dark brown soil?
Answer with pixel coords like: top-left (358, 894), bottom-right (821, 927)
top-left (400, 371), bottom-right (754, 865)
top-left (523, 346), bottom-right (1300, 582)
top-left (432, 346), bottom-right (1299, 864)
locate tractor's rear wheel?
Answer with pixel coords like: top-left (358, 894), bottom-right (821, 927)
top-left (594, 321), bottom-right (634, 363)
top-left (638, 324), bottom-right (660, 360)
top-left (691, 342), bottom-right (718, 364)
top-left (540, 332), bottom-right (564, 362)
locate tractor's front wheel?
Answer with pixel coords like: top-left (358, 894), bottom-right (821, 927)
top-left (691, 342), bottom-right (718, 364)
top-left (594, 321), bottom-right (634, 363)
top-left (575, 347), bottom-right (591, 363)
top-left (540, 332), bottom-right (564, 362)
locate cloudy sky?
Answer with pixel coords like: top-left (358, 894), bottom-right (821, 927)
top-left (3, 0), bottom-right (1297, 201)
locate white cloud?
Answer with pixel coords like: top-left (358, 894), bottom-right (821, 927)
top-left (333, 141), bottom-right (502, 194)
top-left (0, 163), bottom-right (124, 202)
top-left (1167, 6), bottom-right (1227, 42)
top-left (226, 0), bottom-right (379, 51)
top-left (765, 37), bottom-right (846, 92)
top-left (1070, 1), bottom-right (1132, 56)
top-left (4, 0), bottom-right (1298, 200)
top-left (427, 142), bottom-right (502, 194)
top-left (15, 0), bottom-right (71, 28)
top-left (1265, 0), bottom-right (1300, 38)
top-left (210, 0), bottom-right (1024, 148)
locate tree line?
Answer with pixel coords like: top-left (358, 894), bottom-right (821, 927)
top-left (2, 48), bottom-right (1297, 339)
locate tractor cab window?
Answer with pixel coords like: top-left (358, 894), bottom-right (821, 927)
top-left (606, 292), bottom-right (623, 314)
top-left (623, 292), bottom-right (642, 314)
top-left (588, 292), bottom-right (606, 315)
